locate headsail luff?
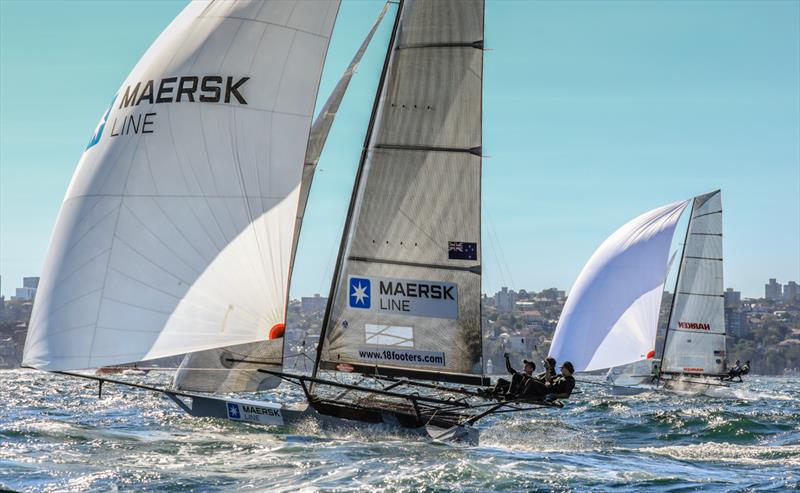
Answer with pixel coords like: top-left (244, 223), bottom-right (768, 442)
top-left (661, 190), bottom-right (726, 376)
top-left (23, 0), bottom-right (339, 371)
top-left (316, 0), bottom-right (486, 385)
top-left (172, 4), bottom-right (391, 393)
top-left (549, 199), bottom-right (690, 372)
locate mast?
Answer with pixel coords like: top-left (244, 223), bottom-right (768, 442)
top-left (313, 0), bottom-right (405, 380)
top-left (657, 199), bottom-right (694, 386)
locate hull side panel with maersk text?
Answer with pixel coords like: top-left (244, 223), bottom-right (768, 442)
top-left (319, 0), bottom-right (485, 380)
top-left (23, 0), bottom-right (340, 371)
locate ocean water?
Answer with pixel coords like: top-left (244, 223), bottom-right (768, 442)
top-left (0, 370), bottom-right (798, 492)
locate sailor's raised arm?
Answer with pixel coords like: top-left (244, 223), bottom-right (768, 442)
top-left (504, 353), bottom-right (517, 375)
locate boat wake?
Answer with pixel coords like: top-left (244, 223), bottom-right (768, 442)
top-left (639, 442), bottom-right (800, 467)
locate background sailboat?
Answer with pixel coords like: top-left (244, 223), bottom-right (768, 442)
top-left (550, 190), bottom-right (732, 395)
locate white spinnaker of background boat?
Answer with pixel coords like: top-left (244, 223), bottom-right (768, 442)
top-left (23, 0), bottom-right (339, 371)
top-left (172, 3), bottom-right (391, 393)
top-left (661, 190), bottom-right (726, 375)
top-left (549, 199), bottom-right (689, 372)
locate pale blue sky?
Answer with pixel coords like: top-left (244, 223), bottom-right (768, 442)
top-left (1, 0), bottom-right (798, 299)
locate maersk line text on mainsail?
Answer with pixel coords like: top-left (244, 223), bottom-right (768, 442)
top-left (118, 76), bottom-right (250, 109)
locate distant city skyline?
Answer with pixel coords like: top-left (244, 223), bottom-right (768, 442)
top-left (1, 0), bottom-right (798, 299)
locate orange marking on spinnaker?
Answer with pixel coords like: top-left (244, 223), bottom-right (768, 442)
top-left (269, 323), bottom-right (285, 340)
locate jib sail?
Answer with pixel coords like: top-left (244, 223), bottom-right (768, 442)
top-left (549, 200), bottom-right (689, 372)
top-left (23, 0), bottom-right (339, 371)
top-left (172, 3), bottom-right (390, 393)
top-left (315, 0), bottom-right (486, 385)
top-left (661, 190), bottom-right (726, 376)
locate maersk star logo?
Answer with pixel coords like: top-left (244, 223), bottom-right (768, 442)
top-left (349, 277), bottom-right (371, 309)
top-left (86, 94), bottom-right (116, 150)
top-left (227, 402), bottom-right (241, 420)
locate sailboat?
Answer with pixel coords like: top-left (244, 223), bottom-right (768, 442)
top-left (549, 190), bottom-right (732, 395)
top-left (23, 0), bottom-right (562, 446)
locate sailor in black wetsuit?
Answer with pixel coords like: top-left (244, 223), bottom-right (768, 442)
top-left (722, 359), bottom-right (749, 382)
top-left (725, 360), bottom-right (741, 381)
top-left (737, 361), bottom-right (750, 382)
top-left (520, 361), bottom-right (576, 401)
top-left (534, 357), bottom-right (557, 384)
top-left (484, 353), bottom-right (535, 398)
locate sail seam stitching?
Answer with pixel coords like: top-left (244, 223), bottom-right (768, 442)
top-left (199, 15), bottom-right (331, 40)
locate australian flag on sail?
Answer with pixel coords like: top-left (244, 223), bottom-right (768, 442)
top-left (448, 241), bottom-right (477, 261)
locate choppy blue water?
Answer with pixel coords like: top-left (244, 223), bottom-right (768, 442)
top-left (1, 370), bottom-right (798, 492)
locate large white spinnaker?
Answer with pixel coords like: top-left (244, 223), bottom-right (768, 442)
top-left (172, 3), bottom-right (391, 393)
top-left (661, 190), bottom-right (726, 376)
top-left (23, 0), bottom-right (340, 371)
top-left (549, 199), bottom-right (689, 372)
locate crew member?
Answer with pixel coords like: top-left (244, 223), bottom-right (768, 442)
top-left (482, 353), bottom-right (535, 398)
top-left (650, 363), bottom-right (661, 383)
top-left (534, 357), bottom-right (557, 384)
top-left (737, 360), bottom-right (750, 382)
top-left (723, 360), bottom-right (742, 382)
top-left (519, 361), bottom-right (576, 401)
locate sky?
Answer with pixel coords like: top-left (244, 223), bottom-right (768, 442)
top-left (1, 0), bottom-right (798, 300)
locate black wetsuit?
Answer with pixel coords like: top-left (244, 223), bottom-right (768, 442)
top-left (492, 356), bottom-right (532, 397)
top-left (534, 367), bottom-right (557, 382)
top-left (521, 374), bottom-right (576, 400)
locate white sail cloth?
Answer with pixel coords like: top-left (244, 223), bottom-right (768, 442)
top-left (23, 0), bottom-right (339, 371)
top-left (549, 199), bottom-right (689, 372)
top-left (173, 3), bottom-right (389, 393)
top-left (662, 190), bottom-right (726, 375)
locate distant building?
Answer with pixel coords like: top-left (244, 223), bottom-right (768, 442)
top-left (725, 308), bottom-right (748, 337)
top-left (301, 294), bottom-right (327, 313)
top-left (765, 278), bottom-right (782, 301)
top-left (784, 281), bottom-right (799, 302)
top-left (495, 287), bottom-right (516, 313)
top-left (539, 288), bottom-right (565, 301)
top-left (724, 288), bottom-right (741, 309)
top-left (13, 287), bottom-right (36, 301)
top-left (23, 277), bottom-right (39, 289)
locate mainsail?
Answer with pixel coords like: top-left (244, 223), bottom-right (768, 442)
top-left (23, 0), bottom-right (340, 371)
top-left (549, 200), bottom-right (689, 372)
top-left (661, 190), bottom-right (726, 376)
top-left (316, 0), bottom-right (486, 384)
top-left (172, 3), bottom-right (391, 393)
